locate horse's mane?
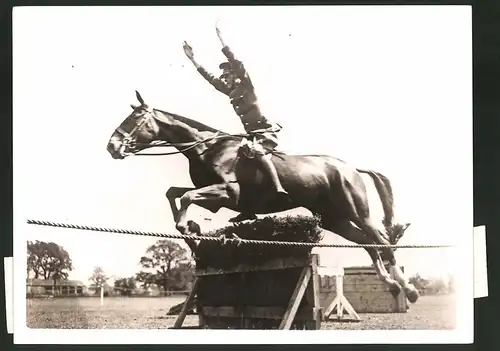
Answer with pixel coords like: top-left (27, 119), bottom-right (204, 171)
top-left (155, 108), bottom-right (228, 135)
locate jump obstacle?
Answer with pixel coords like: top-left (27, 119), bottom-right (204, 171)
top-left (174, 253), bottom-right (323, 329)
top-left (320, 265), bottom-right (408, 317)
top-left (26, 218), bottom-right (453, 329)
top-left (169, 262), bottom-right (408, 323)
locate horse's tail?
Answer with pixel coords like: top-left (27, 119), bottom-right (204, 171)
top-left (356, 168), bottom-right (395, 228)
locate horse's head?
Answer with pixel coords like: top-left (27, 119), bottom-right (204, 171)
top-left (106, 91), bottom-right (163, 159)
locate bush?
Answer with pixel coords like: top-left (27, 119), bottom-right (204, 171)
top-left (194, 214), bottom-right (323, 270)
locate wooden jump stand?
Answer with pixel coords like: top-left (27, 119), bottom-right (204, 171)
top-left (322, 267), bottom-right (361, 322)
top-left (173, 254), bottom-right (323, 330)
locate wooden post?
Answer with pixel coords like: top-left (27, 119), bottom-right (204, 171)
top-left (306, 254), bottom-right (322, 329)
top-left (100, 285), bottom-right (104, 307)
top-left (336, 275), bottom-right (343, 319)
top-left (173, 277), bottom-right (200, 329)
top-left (323, 267), bottom-right (361, 322)
top-left (279, 266), bottom-right (312, 330)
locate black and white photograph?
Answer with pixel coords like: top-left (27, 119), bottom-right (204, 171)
top-left (13, 5), bottom-right (473, 344)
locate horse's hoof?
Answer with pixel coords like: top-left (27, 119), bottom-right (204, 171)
top-left (187, 220), bottom-right (201, 235)
top-left (404, 284), bottom-right (420, 303)
top-left (389, 282), bottom-right (402, 297)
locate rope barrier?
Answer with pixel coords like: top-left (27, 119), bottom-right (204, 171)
top-left (26, 219), bottom-right (454, 249)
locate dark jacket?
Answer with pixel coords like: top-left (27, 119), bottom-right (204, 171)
top-left (197, 45), bottom-right (277, 133)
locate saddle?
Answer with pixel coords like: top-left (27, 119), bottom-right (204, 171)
top-left (227, 135), bottom-right (285, 175)
top-left (237, 126), bottom-right (285, 159)
top-left (238, 135), bottom-right (285, 159)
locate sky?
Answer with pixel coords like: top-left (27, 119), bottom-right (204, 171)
top-left (13, 6), bottom-right (472, 286)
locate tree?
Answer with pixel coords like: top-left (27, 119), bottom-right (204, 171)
top-left (89, 267), bottom-right (108, 296)
top-left (114, 277), bottom-right (137, 296)
top-left (448, 274), bottom-right (456, 293)
top-left (169, 260), bottom-right (196, 291)
top-left (428, 277), bottom-right (447, 294)
top-left (27, 241), bottom-right (41, 279)
top-left (409, 273), bottom-right (429, 291)
top-left (135, 271), bottom-right (156, 289)
top-left (139, 239), bottom-right (191, 294)
top-left (27, 240), bottom-right (73, 294)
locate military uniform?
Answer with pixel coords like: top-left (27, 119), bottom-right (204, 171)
top-left (197, 45), bottom-right (280, 155)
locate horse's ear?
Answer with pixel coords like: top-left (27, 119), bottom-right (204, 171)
top-left (130, 104), bottom-right (138, 110)
top-left (135, 90), bottom-right (145, 105)
top-left (403, 223), bottom-right (411, 231)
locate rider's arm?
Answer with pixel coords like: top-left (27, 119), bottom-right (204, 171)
top-left (195, 63), bottom-right (231, 95)
top-left (216, 26), bottom-right (253, 85)
top-left (184, 41), bottom-right (230, 95)
top-left (220, 45), bottom-right (251, 84)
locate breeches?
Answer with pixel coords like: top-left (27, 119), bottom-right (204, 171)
top-left (240, 131), bottom-right (278, 157)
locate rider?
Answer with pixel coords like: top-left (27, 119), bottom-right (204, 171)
top-left (183, 24), bottom-right (291, 210)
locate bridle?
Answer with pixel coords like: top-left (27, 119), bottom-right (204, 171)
top-left (113, 105), bottom-right (284, 158)
top-left (113, 106), bottom-right (224, 157)
top-left (114, 106), bottom-right (155, 155)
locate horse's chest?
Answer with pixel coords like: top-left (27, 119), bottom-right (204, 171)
top-left (189, 163), bottom-right (221, 187)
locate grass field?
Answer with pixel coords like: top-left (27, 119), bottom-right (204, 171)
top-left (27, 294), bottom-right (456, 330)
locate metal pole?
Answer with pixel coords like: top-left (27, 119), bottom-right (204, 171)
top-left (100, 285), bottom-right (104, 307)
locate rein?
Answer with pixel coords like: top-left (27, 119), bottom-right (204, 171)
top-left (129, 131), bottom-right (282, 157)
top-left (117, 107), bottom-right (282, 157)
top-left (130, 133), bottom-right (227, 156)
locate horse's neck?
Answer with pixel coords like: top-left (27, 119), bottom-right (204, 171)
top-left (155, 110), bottom-right (222, 161)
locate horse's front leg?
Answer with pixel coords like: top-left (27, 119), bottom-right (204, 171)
top-left (175, 183), bottom-right (240, 236)
top-left (165, 187), bottom-right (195, 221)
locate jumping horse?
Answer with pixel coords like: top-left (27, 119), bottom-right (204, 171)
top-left (106, 91), bottom-right (419, 303)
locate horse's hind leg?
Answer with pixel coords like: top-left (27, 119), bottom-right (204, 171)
top-left (324, 219), bottom-right (403, 296)
top-left (355, 217), bottom-right (419, 303)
